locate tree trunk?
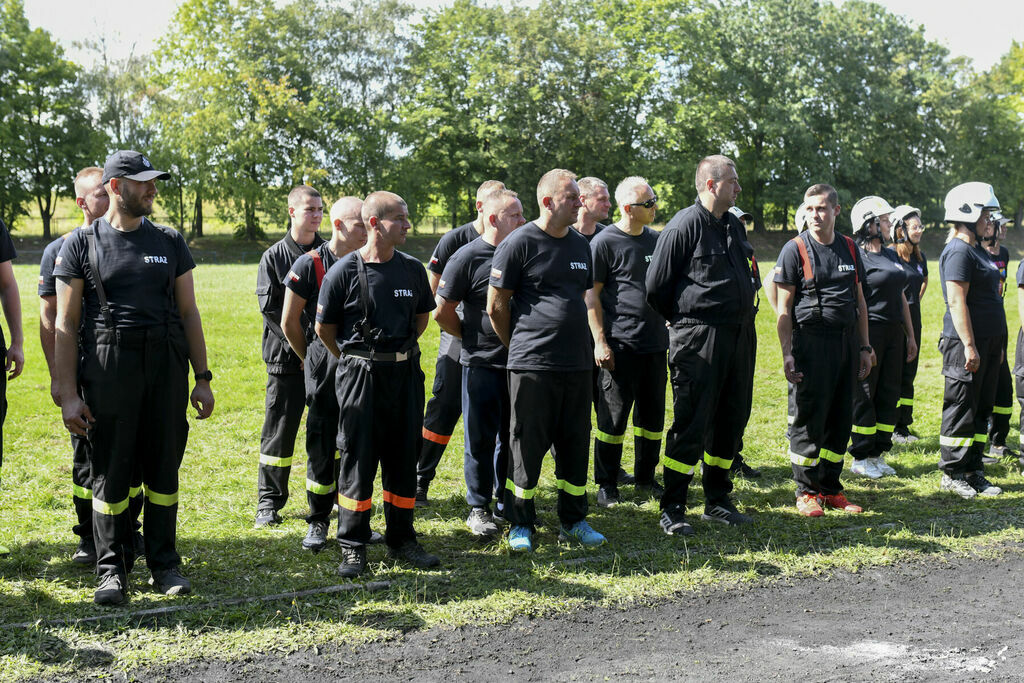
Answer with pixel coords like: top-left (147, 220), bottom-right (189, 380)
top-left (38, 193), bottom-right (52, 240)
top-left (1015, 199), bottom-right (1022, 230)
top-left (244, 197), bottom-right (258, 240)
top-left (192, 193), bottom-right (203, 238)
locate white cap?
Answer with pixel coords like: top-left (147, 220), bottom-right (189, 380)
top-left (729, 206), bottom-right (753, 223)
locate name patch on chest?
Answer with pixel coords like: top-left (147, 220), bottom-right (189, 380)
top-left (144, 255), bottom-right (168, 264)
top-left (569, 262), bottom-right (588, 271)
top-left (837, 264), bottom-right (856, 273)
top-left (394, 288), bottom-right (414, 297)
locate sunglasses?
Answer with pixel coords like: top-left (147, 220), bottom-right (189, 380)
top-left (629, 195), bottom-right (658, 209)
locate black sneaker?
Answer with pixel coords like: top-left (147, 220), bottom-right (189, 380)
top-left (338, 545), bottom-right (368, 577)
top-left (133, 531), bottom-right (145, 558)
top-left (94, 573), bottom-right (127, 605)
top-left (492, 507), bottom-right (506, 525)
top-left (254, 508), bottom-right (282, 528)
top-left (415, 485), bottom-right (430, 508)
top-left (596, 485), bottom-right (620, 508)
top-left (659, 505), bottom-right (694, 536)
top-left (387, 540), bottom-right (440, 568)
top-left (635, 479), bottom-right (665, 498)
top-left (72, 536), bottom-right (96, 565)
top-left (702, 499), bottom-right (753, 526)
top-left (616, 468), bottom-right (636, 485)
top-left (302, 521), bottom-right (329, 552)
top-left (368, 530), bottom-right (385, 545)
top-left (149, 567), bottom-right (192, 596)
top-left (466, 507), bottom-right (499, 536)
top-left (730, 461), bottom-right (763, 479)
top-left (966, 471), bottom-right (1002, 497)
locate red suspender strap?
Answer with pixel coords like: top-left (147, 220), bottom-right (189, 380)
top-left (842, 235), bottom-right (859, 284)
top-left (794, 236), bottom-right (813, 281)
top-left (311, 250), bottom-right (326, 287)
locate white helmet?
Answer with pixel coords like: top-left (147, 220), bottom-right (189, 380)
top-left (794, 202), bottom-right (809, 233)
top-left (890, 204), bottom-right (921, 229)
top-left (991, 210), bottom-right (1010, 227)
top-left (850, 196), bottom-right (895, 231)
top-left (729, 206), bottom-right (753, 223)
top-left (943, 182), bottom-right (999, 224)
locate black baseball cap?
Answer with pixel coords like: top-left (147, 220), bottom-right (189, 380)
top-left (102, 150), bottom-right (171, 184)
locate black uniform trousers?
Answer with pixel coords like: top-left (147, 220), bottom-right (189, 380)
top-left (417, 336), bottom-right (463, 486)
top-left (849, 322), bottom-right (904, 461)
top-left (304, 340), bottom-right (340, 524)
top-left (71, 433), bottom-right (143, 542)
top-left (0, 337), bottom-right (5, 475)
top-left (733, 324), bottom-right (757, 470)
top-left (81, 325), bottom-right (189, 579)
top-left (988, 354), bottom-right (1012, 449)
top-left (788, 325), bottom-right (858, 497)
top-left (896, 303), bottom-right (923, 429)
top-left (939, 334), bottom-right (1001, 474)
top-left (1014, 328), bottom-right (1024, 449)
top-left (661, 321), bottom-right (753, 511)
top-left (461, 365), bottom-right (510, 510)
top-left (504, 370), bottom-right (591, 528)
top-left (257, 371), bottom-right (305, 512)
top-left (335, 353), bottom-right (424, 549)
top-left (593, 349), bottom-right (666, 487)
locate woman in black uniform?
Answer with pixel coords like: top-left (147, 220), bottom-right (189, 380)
top-left (891, 206), bottom-right (928, 443)
top-left (936, 182), bottom-right (1004, 498)
top-left (983, 212), bottom-right (1014, 461)
top-left (847, 197), bottom-right (917, 479)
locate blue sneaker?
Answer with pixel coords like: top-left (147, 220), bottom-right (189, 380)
top-left (508, 525), bottom-right (533, 552)
top-left (558, 520), bottom-right (606, 547)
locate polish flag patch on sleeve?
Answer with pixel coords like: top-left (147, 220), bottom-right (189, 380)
top-left (490, 268), bottom-right (502, 279)
top-left (430, 256), bottom-right (439, 265)
top-left (316, 303), bottom-right (324, 313)
top-left (55, 256), bottom-right (63, 266)
top-left (439, 279), bottom-right (446, 289)
top-left (287, 270), bottom-right (300, 282)
top-left (773, 265), bottom-right (781, 274)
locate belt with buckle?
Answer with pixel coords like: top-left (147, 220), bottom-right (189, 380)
top-left (343, 349), bottom-right (410, 363)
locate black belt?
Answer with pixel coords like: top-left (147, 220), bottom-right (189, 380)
top-left (343, 348), bottom-right (412, 363)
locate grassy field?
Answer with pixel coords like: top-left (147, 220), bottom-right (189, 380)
top-left (2, 228), bottom-right (1024, 680)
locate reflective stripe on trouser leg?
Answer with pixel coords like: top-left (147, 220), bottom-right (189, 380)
top-left (870, 322), bottom-right (905, 457)
top-left (258, 372), bottom-right (305, 511)
top-left (305, 352), bottom-right (341, 524)
top-left (939, 335), bottom-right (1000, 474)
top-left (417, 348), bottom-right (463, 484)
top-left (988, 359), bottom-right (1012, 446)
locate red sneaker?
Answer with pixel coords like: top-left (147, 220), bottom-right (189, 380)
top-left (818, 493), bottom-right (863, 514)
top-left (795, 493), bottom-right (824, 517)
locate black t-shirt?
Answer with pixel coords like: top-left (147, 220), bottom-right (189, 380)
top-left (939, 238), bottom-right (1006, 340)
top-left (987, 244), bottom-right (1010, 297)
top-left (773, 232), bottom-right (866, 329)
top-left (590, 225), bottom-right (667, 353)
top-left (54, 218), bottom-right (195, 328)
top-left (859, 247), bottom-right (908, 324)
top-left (39, 231), bottom-right (75, 297)
top-left (437, 238), bottom-right (507, 368)
top-left (0, 219), bottom-right (17, 265)
top-left (428, 222), bottom-right (479, 275)
top-left (316, 250), bottom-right (434, 353)
top-left (897, 249), bottom-right (928, 307)
top-left (284, 242), bottom-right (340, 331)
top-left (577, 223), bottom-right (605, 244)
top-left (489, 222), bottom-right (593, 371)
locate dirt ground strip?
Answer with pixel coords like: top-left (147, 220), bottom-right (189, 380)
top-left (126, 550), bottom-right (1024, 682)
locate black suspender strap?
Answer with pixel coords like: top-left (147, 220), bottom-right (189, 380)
top-left (84, 226), bottom-right (115, 329)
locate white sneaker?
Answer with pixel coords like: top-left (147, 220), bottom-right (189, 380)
top-left (873, 456), bottom-right (897, 476)
top-left (850, 458), bottom-right (882, 479)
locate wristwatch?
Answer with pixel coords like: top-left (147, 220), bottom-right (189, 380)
top-left (859, 345), bottom-right (873, 354)
top-left (195, 369), bottom-right (213, 382)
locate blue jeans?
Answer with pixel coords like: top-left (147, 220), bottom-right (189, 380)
top-left (461, 365), bottom-right (510, 510)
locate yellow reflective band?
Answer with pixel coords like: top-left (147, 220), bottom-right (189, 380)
top-left (900, 397), bottom-right (914, 407)
top-left (851, 424), bottom-right (876, 436)
top-left (505, 478), bottom-right (536, 500)
top-left (129, 485), bottom-right (143, 498)
top-left (703, 452), bottom-right (733, 469)
top-left (555, 479), bottom-right (587, 496)
top-left (789, 450), bottom-right (817, 467)
top-left (992, 405), bottom-right (1013, 415)
top-left (260, 454), bottom-right (293, 468)
top-left (334, 451), bottom-right (341, 460)
top-left (72, 484), bottom-right (93, 500)
top-left (595, 429), bottom-right (625, 445)
top-left (144, 486), bottom-right (179, 507)
top-left (940, 435), bottom-right (972, 447)
top-left (819, 448), bottom-right (845, 463)
top-left (633, 426), bottom-right (663, 441)
top-left (92, 496), bottom-right (130, 516)
top-left (786, 414), bottom-right (795, 425)
top-left (306, 478), bottom-right (336, 495)
top-left (973, 433), bottom-right (988, 445)
top-left (662, 456), bottom-right (696, 475)
top-left (876, 423), bottom-right (895, 434)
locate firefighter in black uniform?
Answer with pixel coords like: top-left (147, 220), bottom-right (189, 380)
top-left (1011, 246), bottom-right (1024, 469)
top-left (316, 191), bottom-right (439, 577)
top-left (890, 205), bottom-right (929, 443)
top-left (0, 215), bottom-right (23, 558)
top-left (984, 211), bottom-right (1014, 461)
top-left (937, 182), bottom-right (1004, 498)
top-left (489, 169), bottom-right (606, 552)
top-left (434, 189), bottom-right (526, 535)
top-left (254, 186), bottom-right (326, 527)
top-left (40, 166), bottom-right (143, 565)
top-left (587, 176), bottom-right (667, 508)
top-left (55, 150), bottom-right (214, 605)
top-left (774, 183), bottom-right (873, 517)
top-left (416, 180), bottom-right (505, 506)
top-left (645, 156), bottom-right (756, 535)
top-left (281, 196), bottom-right (366, 551)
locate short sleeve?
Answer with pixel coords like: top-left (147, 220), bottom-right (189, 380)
top-left (53, 230), bottom-right (88, 281)
top-left (284, 253), bottom-right (318, 302)
top-left (772, 241), bottom-right (802, 286)
top-left (316, 261), bottom-right (347, 324)
top-left (172, 231), bottom-right (196, 276)
top-left (853, 242), bottom-right (867, 283)
top-left (490, 236), bottom-right (522, 290)
top-left (437, 249), bottom-right (468, 303)
top-left (38, 239), bottom-right (62, 297)
top-left (0, 220), bottom-right (16, 263)
top-left (413, 259), bottom-right (435, 314)
top-left (943, 246), bottom-right (973, 283)
top-left (591, 238), bottom-right (610, 285)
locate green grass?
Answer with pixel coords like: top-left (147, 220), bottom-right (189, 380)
top-left (2, 230), bottom-right (1024, 680)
